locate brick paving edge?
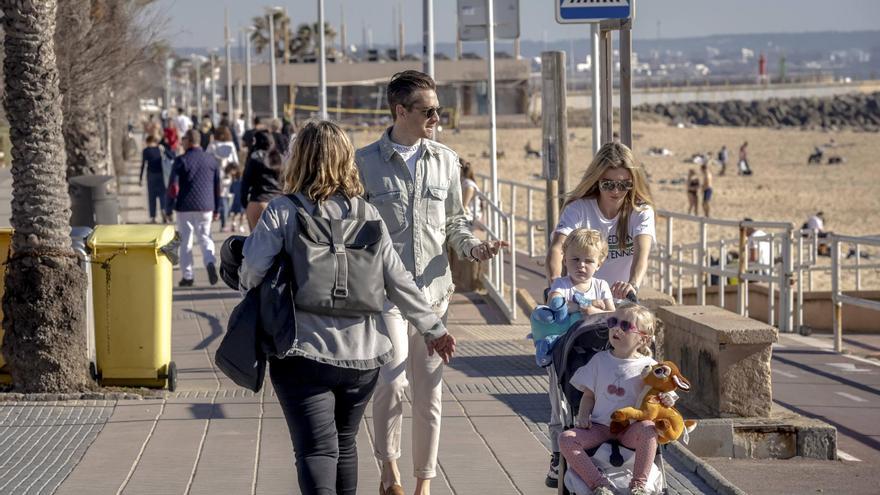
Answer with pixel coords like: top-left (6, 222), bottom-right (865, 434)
top-left (666, 443), bottom-right (748, 495)
top-left (0, 391), bottom-right (156, 402)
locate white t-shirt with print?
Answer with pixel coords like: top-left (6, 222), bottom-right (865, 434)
top-left (554, 198), bottom-right (656, 286)
top-left (391, 141), bottom-right (422, 179)
top-left (549, 275), bottom-right (612, 306)
top-left (570, 350), bottom-right (656, 426)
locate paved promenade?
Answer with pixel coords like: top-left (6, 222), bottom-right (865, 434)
top-left (0, 158), bottom-right (724, 494)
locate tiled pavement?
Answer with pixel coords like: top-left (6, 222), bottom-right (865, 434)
top-left (0, 160), bottom-right (718, 494)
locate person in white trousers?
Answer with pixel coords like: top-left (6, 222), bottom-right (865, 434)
top-left (356, 71), bottom-right (506, 495)
top-left (167, 129), bottom-right (221, 287)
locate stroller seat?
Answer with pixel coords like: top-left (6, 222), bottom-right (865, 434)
top-left (563, 440), bottom-right (665, 495)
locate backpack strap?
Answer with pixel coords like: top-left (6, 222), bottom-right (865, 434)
top-left (330, 218), bottom-right (348, 300)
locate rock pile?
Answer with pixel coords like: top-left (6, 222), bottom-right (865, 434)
top-left (635, 92), bottom-right (880, 131)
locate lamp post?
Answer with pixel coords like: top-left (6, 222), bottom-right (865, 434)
top-left (210, 50), bottom-right (218, 125)
top-left (243, 27), bottom-right (255, 127)
top-left (192, 54), bottom-right (207, 120)
top-left (318, 0), bottom-right (327, 120)
top-left (267, 6), bottom-right (284, 121)
top-left (225, 9), bottom-right (234, 121)
top-left (423, 0), bottom-right (434, 78)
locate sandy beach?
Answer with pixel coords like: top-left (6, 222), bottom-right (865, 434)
top-left (353, 122), bottom-right (880, 290)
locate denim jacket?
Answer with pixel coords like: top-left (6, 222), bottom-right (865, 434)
top-left (356, 128), bottom-right (482, 309)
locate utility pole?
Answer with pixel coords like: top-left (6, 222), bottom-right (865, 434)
top-left (193, 55), bottom-right (203, 119)
top-left (318, 0), bottom-right (328, 119)
top-left (225, 9), bottom-right (233, 120)
top-left (210, 52), bottom-right (218, 124)
top-left (244, 28), bottom-right (253, 126)
top-left (267, 8), bottom-right (279, 120)
top-left (423, 0), bottom-right (434, 77)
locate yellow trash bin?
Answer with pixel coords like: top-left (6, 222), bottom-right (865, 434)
top-left (0, 228), bottom-right (12, 384)
top-left (88, 225), bottom-right (178, 390)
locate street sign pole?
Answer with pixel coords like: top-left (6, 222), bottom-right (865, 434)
top-left (423, 0), bottom-right (435, 78)
top-left (486, 0), bottom-right (499, 216)
top-left (591, 23), bottom-right (601, 154)
top-left (318, 0), bottom-right (328, 120)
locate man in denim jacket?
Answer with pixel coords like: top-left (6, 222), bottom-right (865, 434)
top-left (356, 70), bottom-right (505, 495)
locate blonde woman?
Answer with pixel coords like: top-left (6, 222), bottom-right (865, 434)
top-left (240, 120), bottom-right (455, 495)
top-left (542, 142), bottom-right (655, 487)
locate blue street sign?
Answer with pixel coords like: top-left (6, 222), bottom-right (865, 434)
top-left (556, 0), bottom-right (631, 24)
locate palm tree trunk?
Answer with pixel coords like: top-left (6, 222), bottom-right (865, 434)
top-left (1, 0), bottom-right (90, 392)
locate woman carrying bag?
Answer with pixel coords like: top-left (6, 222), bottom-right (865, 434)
top-left (239, 120), bottom-right (455, 495)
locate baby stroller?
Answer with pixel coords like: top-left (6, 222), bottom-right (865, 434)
top-left (550, 318), bottom-right (668, 495)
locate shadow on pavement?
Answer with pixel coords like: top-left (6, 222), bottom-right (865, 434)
top-left (184, 309), bottom-right (225, 350)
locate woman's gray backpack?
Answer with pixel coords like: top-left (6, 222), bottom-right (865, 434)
top-left (287, 194), bottom-right (385, 317)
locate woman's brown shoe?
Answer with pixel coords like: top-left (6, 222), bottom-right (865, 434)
top-left (379, 481), bottom-right (405, 495)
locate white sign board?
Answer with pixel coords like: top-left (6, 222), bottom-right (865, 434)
top-left (556, 0), bottom-right (631, 24)
top-left (458, 0), bottom-right (520, 41)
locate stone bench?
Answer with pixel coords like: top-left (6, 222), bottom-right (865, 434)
top-left (656, 305), bottom-right (778, 418)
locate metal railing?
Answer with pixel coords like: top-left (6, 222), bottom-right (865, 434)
top-left (473, 189), bottom-right (517, 322)
top-left (476, 173), bottom-right (549, 259)
top-left (830, 234), bottom-right (880, 352)
top-left (650, 210), bottom-right (796, 332)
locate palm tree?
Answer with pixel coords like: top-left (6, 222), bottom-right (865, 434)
top-left (1, 0), bottom-right (90, 392)
top-left (290, 22), bottom-right (338, 60)
top-left (250, 11), bottom-right (291, 58)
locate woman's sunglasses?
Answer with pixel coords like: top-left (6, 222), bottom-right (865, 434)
top-left (607, 316), bottom-right (645, 335)
top-left (599, 179), bottom-right (634, 192)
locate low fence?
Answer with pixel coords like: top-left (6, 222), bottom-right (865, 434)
top-left (469, 175), bottom-right (878, 348)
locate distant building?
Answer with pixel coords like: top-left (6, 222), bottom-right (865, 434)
top-left (227, 58), bottom-right (530, 123)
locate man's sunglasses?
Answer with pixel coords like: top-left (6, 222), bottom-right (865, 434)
top-left (599, 179), bottom-right (634, 192)
top-left (607, 316), bottom-right (644, 335)
top-left (413, 105), bottom-right (443, 119)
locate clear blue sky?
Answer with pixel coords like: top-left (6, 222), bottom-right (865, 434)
top-left (154, 0), bottom-right (880, 49)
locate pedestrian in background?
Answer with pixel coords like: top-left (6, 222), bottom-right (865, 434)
top-left (686, 168), bottom-right (699, 216)
top-left (167, 129), bottom-right (221, 287)
top-left (206, 126), bottom-right (239, 232)
top-left (139, 134), bottom-right (167, 224)
top-left (700, 163), bottom-right (713, 217)
top-left (240, 130), bottom-right (283, 230)
top-left (717, 145), bottom-right (729, 176)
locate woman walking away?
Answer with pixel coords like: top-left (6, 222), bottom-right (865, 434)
top-left (543, 141), bottom-right (655, 486)
top-left (559, 303), bottom-right (662, 495)
top-left (459, 158), bottom-right (483, 227)
top-left (207, 126), bottom-right (239, 231)
top-left (140, 134), bottom-right (167, 223)
top-left (240, 120), bottom-right (456, 495)
top-left (241, 130), bottom-right (283, 230)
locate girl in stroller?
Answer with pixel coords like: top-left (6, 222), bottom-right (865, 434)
top-left (559, 304), bottom-right (662, 495)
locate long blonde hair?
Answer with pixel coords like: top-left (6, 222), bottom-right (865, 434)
top-left (563, 142), bottom-right (654, 254)
top-left (615, 302), bottom-right (659, 358)
top-left (283, 120), bottom-right (364, 201)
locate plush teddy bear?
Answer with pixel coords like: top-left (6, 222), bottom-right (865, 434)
top-left (609, 361), bottom-right (697, 445)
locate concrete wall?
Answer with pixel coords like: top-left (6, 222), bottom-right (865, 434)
top-left (656, 305), bottom-right (778, 418)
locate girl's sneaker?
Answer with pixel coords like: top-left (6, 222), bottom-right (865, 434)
top-left (629, 485), bottom-right (649, 495)
top-left (544, 452), bottom-right (559, 487)
top-left (594, 486), bottom-right (615, 495)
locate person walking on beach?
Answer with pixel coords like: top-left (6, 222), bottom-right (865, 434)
top-left (544, 142), bottom-right (655, 486)
top-left (167, 129), bottom-right (220, 287)
top-left (240, 120), bottom-right (455, 495)
top-left (139, 134), bottom-right (167, 223)
top-left (686, 169), bottom-right (699, 216)
top-left (700, 163), bottom-right (713, 217)
top-left (738, 141), bottom-right (751, 175)
top-left (717, 145), bottom-right (729, 176)
top-left (356, 70), bottom-right (506, 495)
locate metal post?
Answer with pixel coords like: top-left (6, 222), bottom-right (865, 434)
top-left (719, 239), bottom-right (727, 309)
top-left (665, 217), bottom-right (674, 296)
top-left (194, 56), bottom-right (203, 119)
top-left (698, 221), bottom-right (707, 305)
top-left (797, 233), bottom-right (804, 332)
top-left (423, 0), bottom-right (434, 78)
top-left (210, 53), bottom-right (218, 124)
top-left (831, 237), bottom-right (842, 352)
top-left (486, 0), bottom-right (499, 213)
top-left (620, 21), bottom-right (633, 148)
top-left (676, 248), bottom-right (683, 304)
top-left (541, 51), bottom-right (568, 209)
top-left (164, 57), bottom-right (172, 110)
top-left (225, 9), bottom-right (233, 119)
top-left (590, 24), bottom-right (601, 154)
top-left (780, 229), bottom-right (793, 332)
top-left (245, 29), bottom-right (253, 126)
top-left (600, 30), bottom-right (613, 144)
top-left (737, 226), bottom-right (747, 316)
top-left (268, 12), bottom-right (278, 121)
top-left (318, 0), bottom-right (328, 120)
